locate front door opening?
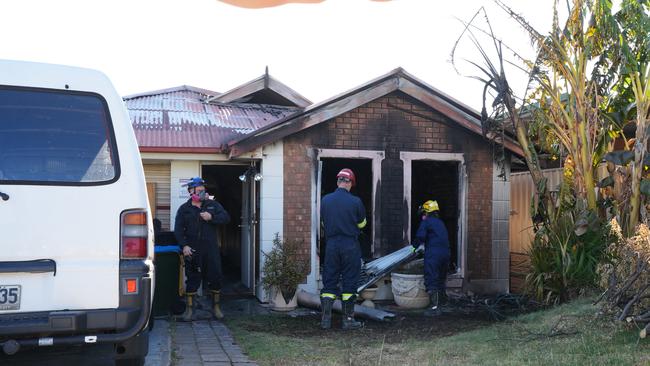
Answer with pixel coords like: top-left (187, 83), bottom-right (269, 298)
top-left (202, 164), bottom-right (254, 295)
top-left (319, 158), bottom-right (373, 264)
top-left (410, 160), bottom-right (460, 273)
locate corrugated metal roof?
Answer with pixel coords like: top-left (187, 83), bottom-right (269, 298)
top-left (125, 86), bottom-right (300, 153)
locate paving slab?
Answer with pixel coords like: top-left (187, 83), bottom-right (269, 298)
top-left (145, 319), bottom-right (172, 366)
top-left (166, 319), bottom-right (256, 365)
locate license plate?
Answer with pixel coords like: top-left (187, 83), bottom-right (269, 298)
top-left (0, 285), bottom-right (21, 310)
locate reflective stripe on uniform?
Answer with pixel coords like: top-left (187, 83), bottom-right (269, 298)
top-left (357, 218), bottom-right (367, 229)
top-left (321, 293), bottom-right (337, 299)
top-left (341, 293), bottom-right (355, 301)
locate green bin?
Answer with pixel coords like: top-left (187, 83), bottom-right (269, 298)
top-left (153, 246), bottom-right (181, 317)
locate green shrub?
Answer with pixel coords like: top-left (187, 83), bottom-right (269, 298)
top-left (526, 209), bottom-right (612, 304)
top-left (261, 234), bottom-right (308, 303)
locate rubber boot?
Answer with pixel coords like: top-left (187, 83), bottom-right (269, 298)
top-left (341, 300), bottom-right (362, 330)
top-left (211, 290), bottom-right (224, 320)
top-left (320, 296), bottom-right (334, 329)
top-left (180, 292), bottom-right (196, 322)
top-left (439, 290), bottom-right (448, 308)
top-left (424, 291), bottom-right (441, 317)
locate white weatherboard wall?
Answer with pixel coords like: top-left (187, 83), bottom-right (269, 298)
top-left (170, 160), bottom-right (200, 227)
top-left (143, 163), bottom-right (171, 229)
top-left (257, 141), bottom-right (286, 300)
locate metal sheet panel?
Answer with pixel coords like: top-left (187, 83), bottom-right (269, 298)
top-left (509, 168), bottom-right (563, 254)
top-left (125, 87), bottom-right (300, 152)
top-left (509, 165), bottom-right (609, 255)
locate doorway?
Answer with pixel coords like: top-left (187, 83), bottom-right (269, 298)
top-left (201, 164), bottom-right (258, 295)
top-left (319, 158), bottom-right (373, 263)
top-left (410, 160), bottom-right (460, 272)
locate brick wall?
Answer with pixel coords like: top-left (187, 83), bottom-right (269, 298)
top-left (283, 91), bottom-right (494, 279)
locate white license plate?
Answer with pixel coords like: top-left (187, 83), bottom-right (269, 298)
top-left (0, 285), bottom-right (21, 310)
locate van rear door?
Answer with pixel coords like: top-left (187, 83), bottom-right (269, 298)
top-left (0, 87), bottom-right (122, 312)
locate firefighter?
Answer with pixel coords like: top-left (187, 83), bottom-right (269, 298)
top-left (175, 177), bottom-right (230, 321)
top-left (319, 168), bottom-right (366, 330)
top-left (412, 200), bottom-right (450, 317)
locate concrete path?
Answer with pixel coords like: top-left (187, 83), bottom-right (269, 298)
top-left (146, 318), bottom-right (257, 366)
top-left (146, 319), bottom-right (172, 366)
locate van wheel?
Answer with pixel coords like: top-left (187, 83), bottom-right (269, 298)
top-left (115, 357), bottom-right (145, 366)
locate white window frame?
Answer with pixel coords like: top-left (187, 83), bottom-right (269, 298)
top-left (400, 151), bottom-right (467, 281)
top-left (315, 149), bottom-right (384, 254)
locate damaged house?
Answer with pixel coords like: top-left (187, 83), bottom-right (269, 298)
top-left (126, 68), bottom-right (522, 300)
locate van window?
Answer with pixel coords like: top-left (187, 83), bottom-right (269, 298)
top-left (0, 87), bottom-right (119, 184)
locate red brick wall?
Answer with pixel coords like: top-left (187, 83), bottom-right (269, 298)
top-left (283, 92), bottom-right (494, 279)
top-left (283, 137), bottom-right (313, 263)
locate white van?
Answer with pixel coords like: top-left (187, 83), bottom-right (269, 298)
top-left (0, 60), bottom-right (154, 365)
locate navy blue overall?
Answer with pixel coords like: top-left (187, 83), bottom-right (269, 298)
top-left (320, 188), bottom-right (366, 299)
top-left (174, 199), bottom-right (230, 293)
top-left (415, 215), bottom-right (450, 293)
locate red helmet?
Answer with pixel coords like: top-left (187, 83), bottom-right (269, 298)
top-left (336, 168), bottom-right (356, 187)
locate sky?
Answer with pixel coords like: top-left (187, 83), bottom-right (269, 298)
top-left (0, 0), bottom-right (557, 110)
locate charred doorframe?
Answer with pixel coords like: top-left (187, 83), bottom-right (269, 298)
top-left (400, 152), bottom-right (468, 284)
top-left (200, 160), bottom-right (259, 292)
top-left (310, 149), bottom-right (385, 290)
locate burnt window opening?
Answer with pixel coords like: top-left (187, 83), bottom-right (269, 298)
top-left (410, 160), bottom-right (460, 273)
top-left (319, 158), bottom-right (374, 264)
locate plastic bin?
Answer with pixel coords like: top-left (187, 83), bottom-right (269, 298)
top-left (153, 245), bottom-right (181, 317)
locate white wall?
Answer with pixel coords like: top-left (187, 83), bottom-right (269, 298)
top-left (257, 141), bottom-right (285, 300)
top-left (151, 150), bottom-right (287, 301)
top-left (491, 159), bottom-right (511, 293)
top-left (169, 160), bottom-right (200, 228)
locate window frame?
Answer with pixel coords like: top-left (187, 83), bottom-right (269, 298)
top-left (0, 85), bottom-right (121, 186)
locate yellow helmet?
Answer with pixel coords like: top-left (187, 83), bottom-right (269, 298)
top-left (422, 200), bottom-right (439, 213)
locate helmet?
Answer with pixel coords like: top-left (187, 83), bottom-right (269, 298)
top-left (184, 177), bottom-right (205, 189)
top-left (422, 200), bottom-right (439, 213)
top-left (336, 168), bottom-right (356, 187)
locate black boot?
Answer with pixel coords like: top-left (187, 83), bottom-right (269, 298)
top-left (439, 290), bottom-right (448, 307)
top-left (320, 296), bottom-right (334, 329)
top-left (341, 300), bottom-right (363, 330)
top-left (424, 291), bottom-right (442, 317)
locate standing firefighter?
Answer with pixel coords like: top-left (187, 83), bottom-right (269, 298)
top-left (320, 168), bottom-right (366, 330)
top-left (175, 177), bottom-right (230, 321)
top-left (412, 200), bottom-right (450, 316)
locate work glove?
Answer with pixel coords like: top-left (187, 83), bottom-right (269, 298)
top-left (410, 243), bottom-right (424, 254)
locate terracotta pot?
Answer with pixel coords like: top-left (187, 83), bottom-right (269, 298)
top-left (360, 287), bottom-right (378, 300)
top-left (391, 273), bottom-right (429, 309)
top-left (360, 287), bottom-right (378, 308)
top-left (269, 286), bottom-right (298, 311)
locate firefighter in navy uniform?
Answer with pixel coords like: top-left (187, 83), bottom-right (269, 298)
top-left (412, 200), bottom-right (450, 317)
top-left (175, 177), bottom-right (230, 321)
top-left (320, 168), bottom-right (366, 330)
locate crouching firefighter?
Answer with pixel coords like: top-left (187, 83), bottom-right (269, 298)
top-left (413, 200), bottom-right (450, 317)
top-left (174, 177), bottom-right (231, 321)
top-left (319, 168), bottom-right (366, 330)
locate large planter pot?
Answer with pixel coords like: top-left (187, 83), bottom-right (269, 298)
top-left (391, 273), bottom-right (430, 309)
top-left (269, 287), bottom-right (298, 312)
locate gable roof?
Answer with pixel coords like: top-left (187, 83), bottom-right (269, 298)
top-left (204, 69), bottom-right (311, 108)
top-left (228, 68), bottom-right (523, 157)
top-left (125, 85), bottom-right (300, 153)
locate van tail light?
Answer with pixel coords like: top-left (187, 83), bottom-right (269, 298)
top-left (121, 210), bottom-right (148, 259)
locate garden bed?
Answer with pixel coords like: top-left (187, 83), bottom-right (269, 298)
top-left (224, 297), bottom-right (649, 366)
